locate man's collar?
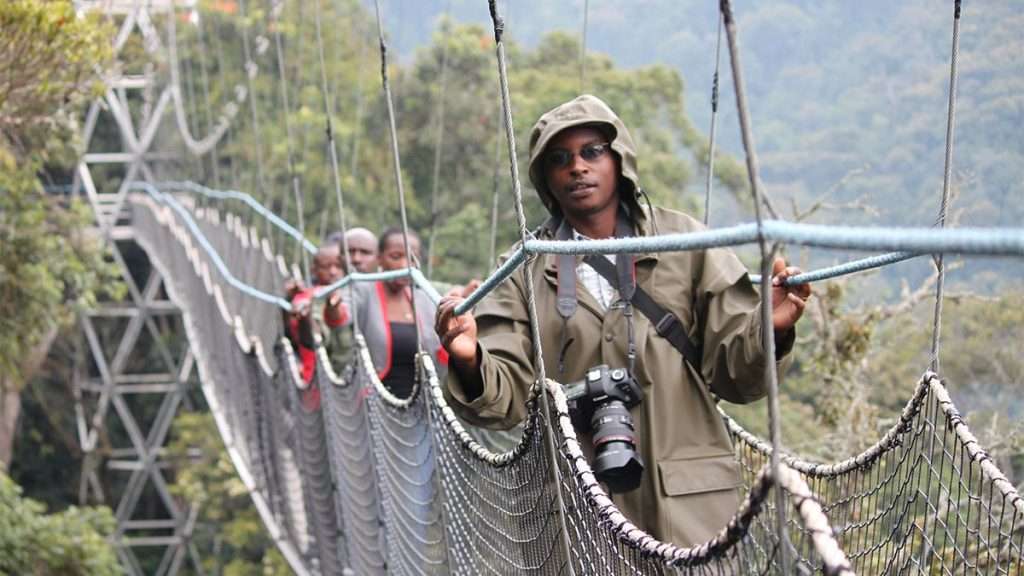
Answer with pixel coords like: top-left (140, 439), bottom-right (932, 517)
top-left (540, 206), bottom-right (659, 278)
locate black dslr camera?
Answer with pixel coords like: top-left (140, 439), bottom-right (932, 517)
top-left (563, 365), bottom-right (645, 493)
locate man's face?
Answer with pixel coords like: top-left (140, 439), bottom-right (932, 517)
top-left (312, 245), bottom-right (344, 286)
top-left (380, 234), bottom-right (420, 289)
top-left (543, 126), bottom-right (620, 221)
top-left (346, 231), bottom-right (378, 273)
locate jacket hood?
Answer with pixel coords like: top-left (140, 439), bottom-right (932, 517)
top-left (527, 94), bottom-right (644, 219)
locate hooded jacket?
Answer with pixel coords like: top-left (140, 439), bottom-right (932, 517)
top-left (444, 95), bottom-right (791, 547)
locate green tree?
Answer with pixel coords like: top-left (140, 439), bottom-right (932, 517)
top-left (369, 22), bottom-right (746, 281)
top-left (0, 0), bottom-right (121, 469)
top-left (165, 411), bottom-right (290, 575)
top-left (0, 469), bottom-right (119, 575)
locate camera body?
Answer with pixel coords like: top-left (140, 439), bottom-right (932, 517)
top-left (563, 365), bottom-right (645, 492)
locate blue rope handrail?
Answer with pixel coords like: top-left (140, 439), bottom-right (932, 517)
top-left (131, 181), bottom-right (296, 309)
top-left (130, 182), bottom-right (441, 311)
top-left (157, 180), bottom-right (318, 254)
top-left (453, 224), bottom-right (1022, 314)
top-left (136, 180), bottom-right (1023, 317)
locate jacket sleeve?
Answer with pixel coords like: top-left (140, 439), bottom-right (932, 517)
top-left (695, 247), bottom-right (794, 404)
top-left (443, 265), bottom-right (536, 431)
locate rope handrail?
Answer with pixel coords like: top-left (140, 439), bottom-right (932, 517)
top-left (142, 179), bottom-right (1023, 321)
top-left (453, 222), bottom-right (1024, 314)
top-left (157, 180), bottom-right (317, 253)
top-left (158, 177), bottom-right (1020, 291)
top-left (748, 250), bottom-right (916, 285)
top-left (130, 182), bottom-right (443, 312)
top-left (131, 181), bottom-right (296, 309)
top-left (524, 222), bottom-right (1024, 257)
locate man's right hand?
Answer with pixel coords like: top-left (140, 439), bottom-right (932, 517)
top-left (435, 295), bottom-right (480, 371)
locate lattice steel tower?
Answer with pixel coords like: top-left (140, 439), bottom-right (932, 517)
top-left (72, 1), bottom-right (205, 573)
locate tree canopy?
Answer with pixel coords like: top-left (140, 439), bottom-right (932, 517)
top-left (0, 469), bottom-right (119, 576)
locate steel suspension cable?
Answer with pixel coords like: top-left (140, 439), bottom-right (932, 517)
top-left (269, 0), bottom-right (311, 280)
top-left (703, 12), bottom-right (724, 226)
top-left (349, 24), bottom-right (367, 188)
top-left (488, 0), bottom-right (510, 272)
top-left (719, 1), bottom-right (789, 572)
top-left (930, 0), bottom-right (963, 374)
top-left (426, 0), bottom-right (453, 279)
top-left (208, 8), bottom-right (230, 190)
top-left (488, 119), bottom-right (502, 271)
top-left (194, 9), bottom-right (221, 188)
top-left (486, 2), bottom-right (576, 573)
top-left (579, 0), bottom-right (589, 93)
top-left (165, 5), bottom-right (238, 158)
top-left (314, 0), bottom-right (359, 329)
top-left (289, 0), bottom-right (320, 242)
top-left (372, 0), bottom-right (424, 358)
top-left (237, 0), bottom-right (276, 252)
top-left (181, 15), bottom-right (204, 178)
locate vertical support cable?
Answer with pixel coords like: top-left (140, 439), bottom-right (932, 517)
top-left (488, 0), bottom-right (510, 273)
top-left (179, 14), bottom-right (204, 181)
top-left (426, 0), bottom-right (453, 279)
top-left (930, 0), bottom-right (963, 374)
top-left (720, 1), bottom-right (790, 572)
top-left (349, 24), bottom-right (367, 187)
top-left (194, 9), bottom-right (221, 188)
top-left (487, 2), bottom-right (576, 573)
top-left (237, 0), bottom-right (275, 252)
top-left (579, 0), bottom-right (589, 93)
top-left (703, 12), bottom-right (723, 226)
top-left (488, 125), bottom-right (502, 271)
top-left (270, 0), bottom-right (310, 279)
top-left (373, 0), bottom-right (423, 355)
top-left (314, 0), bottom-right (359, 330)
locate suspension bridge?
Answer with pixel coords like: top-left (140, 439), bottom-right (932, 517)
top-left (63, 0), bottom-right (1022, 574)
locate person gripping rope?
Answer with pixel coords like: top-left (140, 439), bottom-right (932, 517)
top-left (352, 228), bottom-right (449, 399)
top-left (434, 94), bottom-right (810, 546)
top-left (284, 240), bottom-right (351, 409)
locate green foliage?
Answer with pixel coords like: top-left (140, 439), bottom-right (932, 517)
top-left (0, 470), bottom-right (118, 576)
top-left (165, 411), bottom-right (290, 575)
top-left (0, 161), bottom-right (123, 391)
top-left (0, 0), bottom-right (121, 392)
top-left (0, 0), bottom-right (111, 163)
top-left (177, 6), bottom-right (742, 283)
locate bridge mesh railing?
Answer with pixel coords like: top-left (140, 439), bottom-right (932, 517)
top-left (130, 191), bottom-right (1022, 575)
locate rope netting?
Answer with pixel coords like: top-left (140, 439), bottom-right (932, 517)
top-left (126, 188), bottom-right (1022, 574)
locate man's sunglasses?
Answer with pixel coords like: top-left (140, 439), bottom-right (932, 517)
top-left (545, 142), bottom-right (612, 169)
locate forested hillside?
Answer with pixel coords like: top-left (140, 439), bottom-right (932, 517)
top-left (387, 0), bottom-right (1023, 290)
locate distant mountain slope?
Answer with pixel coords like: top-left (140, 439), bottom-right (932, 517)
top-left (383, 0), bottom-right (1022, 287)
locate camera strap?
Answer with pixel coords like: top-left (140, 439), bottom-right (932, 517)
top-left (554, 213), bottom-right (703, 376)
top-left (582, 254), bottom-right (703, 375)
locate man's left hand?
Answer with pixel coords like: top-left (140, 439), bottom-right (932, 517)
top-left (770, 257), bottom-right (811, 333)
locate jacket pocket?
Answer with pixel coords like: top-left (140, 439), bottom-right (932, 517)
top-left (657, 449), bottom-right (742, 496)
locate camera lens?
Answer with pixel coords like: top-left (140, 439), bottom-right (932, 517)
top-left (590, 401), bottom-right (644, 492)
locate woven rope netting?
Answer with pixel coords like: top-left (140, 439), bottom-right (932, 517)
top-left (128, 190), bottom-right (1022, 574)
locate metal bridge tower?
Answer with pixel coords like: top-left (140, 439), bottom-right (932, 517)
top-left (72, 1), bottom-right (204, 573)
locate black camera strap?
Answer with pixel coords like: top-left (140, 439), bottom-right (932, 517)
top-left (581, 253), bottom-right (704, 375)
top-left (554, 213), bottom-right (703, 376)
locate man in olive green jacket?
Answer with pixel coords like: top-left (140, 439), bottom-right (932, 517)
top-left (435, 95), bottom-right (810, 546)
